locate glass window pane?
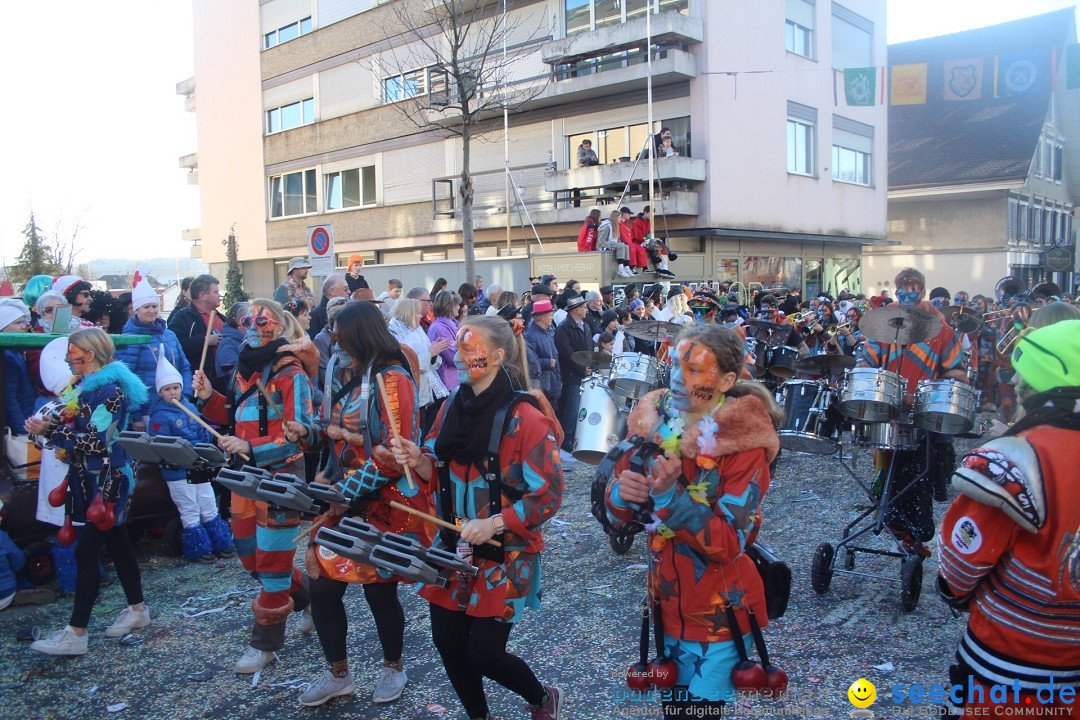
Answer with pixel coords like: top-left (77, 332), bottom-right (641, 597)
top-left (384, 76), bottom-right (402, 103)
top-left (300, 17), bottom-right (312, 34)
top-left (625, 0), bottom-right (650, 22)
top-left (628, 124), bottom-right (649, 161)
top-left (595, 0), bottom-right (621, 29)
top-left (566, 0), bottom-right (590, 35)
top-left (281, 101), bottom-right (302, 130)
top-left (267, 109), bottom-right (279, 134)
top-left (304, 169), bottom-right (317, 213)
top-left (279, 22), bottom-right (299, 43)
top-left (342, 169), bottom-right (360, 208)
top-left (823, 257), bottom-right (860, 297)
top-left (302, 98), bottom-right (314, 124)
top-left (657, 0), bottom-right (688, 14)
top-left (326, 173), bottom-right (342, 210)
top-left (270, 177), bottom-right (283, 217)
top-left (284, 172), bottom-right (303, 216)
top-left (832, 16), bottom-right (872, 68)
top-left (265, 31), bottom-right (277, 49)
top-left (743, 256), bottom-right (803, 294)
top-left (785, 21), bottom-right (796, 53)
top-left (361, 165), bottom-right (376, 206)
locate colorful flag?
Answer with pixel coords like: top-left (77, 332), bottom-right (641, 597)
top-left (943, 58), bottom-right (983, 101)
top-left (996, 50), bottom-right (1048, 97)
top-left (1066, 44), bottom-right (1080, 91)
top-left (890, 63), bottom-right (927, 105)
top-left (843, 67), bottom-right (880, 106)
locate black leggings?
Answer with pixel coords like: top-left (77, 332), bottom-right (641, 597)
top-left (308, 576), bottom-right (403, 664)
top-left (71, 523), bottom-right (144, 629)
top-left (662, 686), bottom-right (726, 718)
top-left (429, 603), bottom-right (546, 719)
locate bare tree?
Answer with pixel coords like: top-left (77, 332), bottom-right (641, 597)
top-left (51, 212), bottom-right (87, 276)
top-left (383, 0), bottom-right (552, 284)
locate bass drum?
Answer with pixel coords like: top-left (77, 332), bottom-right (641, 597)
top-left (608, 352), bottom-right (662, 400)
top-left (573, 378), bottom-right (627, 465)
top-left (775, 380), bottom-right (842, 455)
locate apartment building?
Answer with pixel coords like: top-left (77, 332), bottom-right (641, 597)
top-left (183, 0), bottom-right (887, 297)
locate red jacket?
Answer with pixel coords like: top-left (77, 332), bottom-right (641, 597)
top-left (632, 216), bottom-right (651, 244)
top-left (577, 218), bottom-right (598, 252)
top-left (619, 219), bottom-right (633, 244)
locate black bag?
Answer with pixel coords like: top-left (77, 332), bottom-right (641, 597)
top-left (747, 541), bottom-right (791, 620)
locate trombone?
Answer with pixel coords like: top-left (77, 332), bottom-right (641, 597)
top-left (995, 303), bottom-right (1031, 362)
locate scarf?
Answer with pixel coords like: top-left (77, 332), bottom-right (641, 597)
top-left (434, 366), bottom-right (514, 465)
top-left (235, 338), bottom-right (287, 380)
top-left (1006, 386), bottom-right (1080, 436)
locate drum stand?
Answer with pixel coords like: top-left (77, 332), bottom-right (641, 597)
top-left (810, 433), bottom-right (928, 612)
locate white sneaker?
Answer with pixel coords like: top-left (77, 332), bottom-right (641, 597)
top-left (235, 645), bottom-right (277, 674)
top-left (300, 670), bottom-right (355, 707)
top-left (618, 266), bottom-right (632, 277)
top-left (298, 608), bottom-right (314, 635)
top-left (30, 626), bottom-right (88, 656)
top-left (559, 449), bottom-right (578, 464)
top-left (372, 664), bottom-right (408, 703)
top-left (105, 606), bottom-right (151, 637)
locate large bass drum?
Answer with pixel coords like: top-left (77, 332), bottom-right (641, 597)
top-left (573, 378), bottom-right (627, 465)
top-left (775, 380), bottom-right (842, 455)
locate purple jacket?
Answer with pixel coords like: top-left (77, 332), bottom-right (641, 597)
top-left (427, 316), bottom-right (460, 392)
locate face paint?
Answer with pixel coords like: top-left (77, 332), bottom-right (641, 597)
top-left (67, 345), bottom-right (94, 374)
top-left (455, 328), bottom-right (494, 384)
top-left (242, 306), bottom-right (281, 347)
top-left (930, 296), bottom-right (948, 310)
top-left (331, 342), bottom-right (353, 369)
top-left (896, 289), bottom-right (921, 306)
top-left (669, 339), bottom-right (721, 413)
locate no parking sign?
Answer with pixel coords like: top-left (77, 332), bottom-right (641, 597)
top-left (307, 224), bottom-right (335, 277)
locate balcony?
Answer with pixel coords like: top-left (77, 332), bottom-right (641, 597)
top-left (179, 152), bottom-right (198, 170)
top-left (176, 76), bottom-right (196, 112)
top-left (542, 10), bottom-right (703, 64)
top-left (544, 156), bottom-right (706, 192)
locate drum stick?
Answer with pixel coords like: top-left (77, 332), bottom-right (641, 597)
top-left (389, 500), bottom-right (502, 547)
top-left (376, 374), bottom-right (417, 491)
top-left (168, 399), bottom-right (250, 461)
top-left (293, 511), bottom-right (333, 544)
top-left (255, 379), bottom-right (285, 418)
top-left (198, 314), bottom-right (215, 375)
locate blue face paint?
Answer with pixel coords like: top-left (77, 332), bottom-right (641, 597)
top-left (896, 290), bottom-right (921, 305)
top-left (244, 325), bottom-right (266, 348)
top-left (930, 297), bottom-right (948, 309)
top-left (454, 349), bottom-right (469, 383)
top-left (332, 343), bottom-right (353, 369)
top-left (669, 355), bottom-right (689, 411)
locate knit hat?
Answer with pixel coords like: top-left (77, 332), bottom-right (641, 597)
top-left (530, 284), bottom-right (554, 297)
top-left (0, 298), bottom-right (30, 329)
top-left (1011, 319), bottom-right (1080, 393)
top-left (155, 350), bottom-right (184, 392)
top-left (628, 299), bottom-right (644, 311)
top-left (601, 309), bottom-right (618, 327)
top-left (667, 286), bottom-right (684, 299)
top-left (346, 255), bottom-right (364, 269)
top-left (40, 338), bottom-right (72, 395)
top-left (929, 287), bottom-right (950, 301)
top-left (132, 280), bottom-right (158, 311)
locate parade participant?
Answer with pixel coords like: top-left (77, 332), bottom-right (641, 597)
top-left (801, 301), bottom-right (842, 357)
top-left (620, 207), bottom-right (647, 275)
top-left (391, 315), bottom-right (565, 720)
top-left (972, 296), bottom-right (998, 412)
top-left (555, 295), bottom-right (591, 457)
top-left (147, 353), bottom-right (233, 563)
top-left (215, 302), bottom-right (250, 381)
top-left (937, 318), bottom-right (1080, 715)
top-left (749, 294), bottom-right (807, 353)
top-left (192, 299), bottom-right (318, 673)
top-left (836, 305), bottom-right (863, 356)
top-left (613, 308), bottom-right (636, 354)
top-left (631, 207), bottom-right (653, 273)
top-left (607, 324), bottom-right (781, 717)
top-left (857, 268), bottom-right (966, 556)
top-left (284, 298), bottom-right (311, 333)
top-left (273, 257), bottom-right (316, 307)
top-left (26, 328), bottom-right (151, 656)
top-left (345, 256), bottom-right (369, 295)
top-left (52, 275), bottom-right (96, 327)
top-left (281, 301), bottom-right (428, 707)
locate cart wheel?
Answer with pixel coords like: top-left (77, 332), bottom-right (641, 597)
top-left (811, 543), bottom-right (834, 595)
top-left (842, 547), bottom-right (856, 571)
top-left (609, 533), bottom-right (634, 555)
top-left (23, 541), bottom-right (56, 586)
top-left (900, 556), bottom-right (923, 612)
top-left (164, 517), bottom-right (184, 557)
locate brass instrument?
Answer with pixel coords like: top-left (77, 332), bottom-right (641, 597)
top-left (994, 276), bottom-right (1027, 303)
top-left (980, 308), bottom-right (1012, 322)
top-left (995, 303), bottom-right (1031, 368)
top-left (1031, 281), bottom-right (1062, 299)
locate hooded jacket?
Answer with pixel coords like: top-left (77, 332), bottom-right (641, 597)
top-left (116, 316), bottom-right (193, 417)
top-left (147, 396), bottom-right (214, 481)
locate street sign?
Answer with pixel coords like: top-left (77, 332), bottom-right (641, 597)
top-left (307, 225), bottom-right (335, 277)
top-left (1045, 246), bottom-right (1073, 272)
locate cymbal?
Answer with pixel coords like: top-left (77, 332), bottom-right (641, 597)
top-left (859, 304), bottom-right (941, 346)
top-left (746, 318), bottom-right (789, 332)
top-left (941, 305), bottom-right (981, 334)
top-left (571, 350), bottom-right (611, 369)
top-left (624, 320), bottom-right (683, 342)
top-left (796, 353), bottom-right (856, 375)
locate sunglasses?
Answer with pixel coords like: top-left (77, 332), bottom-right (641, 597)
top-left (240, 315), bottom-right (280, 330)
top-left (42, 306), bottom-right (57, 315)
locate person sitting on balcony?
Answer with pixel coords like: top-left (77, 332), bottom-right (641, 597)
top-left (577, 209), bottom-right (601, 252)
top-left (597, 210), bottom-right (634, 277)
top-left (639, 127), bottom-right (673, 160)
top-left (660, 137), bottom-right (679, 157)
top-left (577, 139), bottom-right (599, 167)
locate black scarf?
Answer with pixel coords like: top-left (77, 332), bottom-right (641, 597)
top-left (434, 367), bottom-right (514, 465)
top-left (235, 338), bottom-right (287, 380)
top-left (1006, 386), bottom-right (1080, 436)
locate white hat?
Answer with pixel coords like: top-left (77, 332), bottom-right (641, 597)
top-left (0, 298), bottom-right (30, 329)
top-left (132, 279), bottom-right (158, 311)
top-left (155, 349), bottom-right (183, 392)
top-left (40, 338), bottom-right (73, 395)
top-left (53, 275), bottom-right (86, 297)
top-left (838, 300), bottom-right (855, 315)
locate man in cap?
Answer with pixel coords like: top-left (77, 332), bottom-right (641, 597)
top-left (554, 295), bottom-right (591, 460)
top-left (541, 274), bottom-right (559, 295)
top-left (273, 257), bottom-right (315, 307)
top-left (600, 285), bottom-right (615, 309)
top-left (52, 275), bottom-right (95, 327)
top-left (524, 298), bottom-right (561, 408)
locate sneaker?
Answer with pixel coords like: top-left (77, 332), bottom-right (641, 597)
top-left (559, 449), bottom-right (577, 465)
top-left (528, 685), bottom-right (563, 720)
top-left (215, 547), bottom-right (237, 559)
top-left (235, 645), bottom-right (277, 674)
top-left (13, 587), bottom-right (57, 606)
top-left (298, 608), bottom-right (314, 635)
top-left (193, 553), bottom-right (217, 565)
top-left (300, 670), bottom-right (355, 707)
top-left (105, 606), bottom-right (150, 638)
top-left (372, 664), bottom-right (408, 703)
top-left (30, 626), bottom-right (88, 656)
top-left (619, 266), bottom-right (633, 277)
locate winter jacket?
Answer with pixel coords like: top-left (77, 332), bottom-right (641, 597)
top-left (309, 297), bottom-right (330, 340)
top-left (596, 219), bottom-right (616, 248)
top-left (577, 217), bottom-right (598, 252)
top-left (524, 321), bottom-right (561, 402)
top-left (632, 215), bottom-right (651, 243)
top-left (115, 317), bottom-right (193, 417)
top-left (555, 317), bottom-right (590, 386)
top-left (346, 274), bottom-right (369, 294)
top-left (167, 304), bottom-right (227, 388)
top-left (3, 349), bottom-right (37, 434)
top-left (314, 326), bottom-right (333, 391)
top-left (427, 316), bottom-right (460, 392)
top-left (147, 396), bottom-right (214, 482)
top-left (389, 318), bottom-right (438, 406)
top-left (214, 325), bottom-right (244, 379)
top-left (0, 529), bottom-right (24, 600)
top-left (48, 362), bottom-right (149, 525)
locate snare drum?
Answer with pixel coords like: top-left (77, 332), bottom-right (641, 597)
top-left (573, 378), bottom-right (627, 464)
top-left (839, 368), bottom-right (904, 422)
top-left (766, 346), bottom-right (799, 378)
top-left (776, 380), bottom-right (841, 455)
top-left (913, 380), bottom-right (977, 435)
top-left (853, 421), bottom-right (920, 450)
top-left (608, 352), bottom-right (662, 400)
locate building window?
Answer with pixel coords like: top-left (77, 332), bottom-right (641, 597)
top-left (785, 0), bottom-right (814, 59)
top-left (269, 169), bottom-right (317, 218)
top-left (832, 116), bottom-right (873, 186)
top-left (831, 3), bottom-right (873, 69)
top-left (264, 16), bottom-right (312, 49)
top-left (325, 166), bottom-right (377, 210)
top-left (382, 66), bottom-right (449, 104)
top-left (565, 0), bottom-right (688, 36)
top-left (743, 256), bottom-right (803, 294)
top-left (787, 102), bottom-right (817, 176)
top-left (567, 116), bottom-right (691, 166)
top-left (267, 98), bottom-right (315, 134)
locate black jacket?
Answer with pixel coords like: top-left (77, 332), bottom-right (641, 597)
top-left (346, 274), bottom-right (369, 294)
top-left (309, 296), bottom-right (329, 340)
top-left (584, 307), bottom-right (603, 338)
top-left (167, 304), bottom-right (227, 389)
top-left (555, 316), bottom-right (590, 385)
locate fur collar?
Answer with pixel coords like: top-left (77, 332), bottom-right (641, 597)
top-left (78, 361), bottom-right (150, 409)
top-left (626, 389), bottom-right (779, 463)
top-left (277, 336), bottom-right (320, 380)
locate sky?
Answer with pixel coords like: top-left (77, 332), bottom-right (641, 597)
top-left (1, 0), bottom-right (1077, 268)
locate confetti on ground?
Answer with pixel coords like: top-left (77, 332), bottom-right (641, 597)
top-left (873, 661), bottom-right (895, 672)
top-left (106, 703), bottom-right (126, 713)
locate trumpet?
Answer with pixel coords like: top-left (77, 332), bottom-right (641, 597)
top-left (980, 308), bottom-right (1012, 321)
top-left (793, 310), bottom-right (817, 325)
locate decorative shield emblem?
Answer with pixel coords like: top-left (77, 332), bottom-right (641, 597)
top-left (948, 64), bottom-right (977, 98)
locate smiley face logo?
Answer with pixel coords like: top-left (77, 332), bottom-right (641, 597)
top-left (848, 678), bottom-right (876, 708)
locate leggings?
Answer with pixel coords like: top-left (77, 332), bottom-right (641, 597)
top-left (71, 523), bottom-right (144, 629)
top-left (429, 603), bottom-right (546, 719)
top-left (662, 686), bottom-right (726, 718)
top-left (309, 576), bottom-right (404, 664)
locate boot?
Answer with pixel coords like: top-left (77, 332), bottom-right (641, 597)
top-left (203, 515), bottom-right (236, 557)
top-left (180, 524), bottom-right (215, 563)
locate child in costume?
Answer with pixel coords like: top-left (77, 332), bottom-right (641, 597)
top-left (147, 351), bottom-right (233, 563)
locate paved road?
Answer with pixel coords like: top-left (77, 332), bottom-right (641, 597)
top-left (0, 438), bottom-right (978, 720)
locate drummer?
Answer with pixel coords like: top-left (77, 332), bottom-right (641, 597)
top-left (856, 267), bottom-right (967, 557)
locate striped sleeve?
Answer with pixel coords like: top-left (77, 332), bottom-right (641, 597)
top-left (937, 494), bottom-right (1017, 598)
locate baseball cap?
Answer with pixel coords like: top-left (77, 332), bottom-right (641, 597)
top-left (1011, 319), bottom-right (1080, 393)
top-left (288, 257), bottom-right (313, 273)
top-left (540, 274), bottom-right (557, 285)
top-left (600, 285), bottom-right (614, 295)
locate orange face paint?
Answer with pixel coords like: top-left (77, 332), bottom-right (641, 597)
top-left (670, 339), bottom-right (721, 413)
top-left (455, 328), bottom-right (493, 382)
top-left (66, 345), bottom-right (95, 373)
